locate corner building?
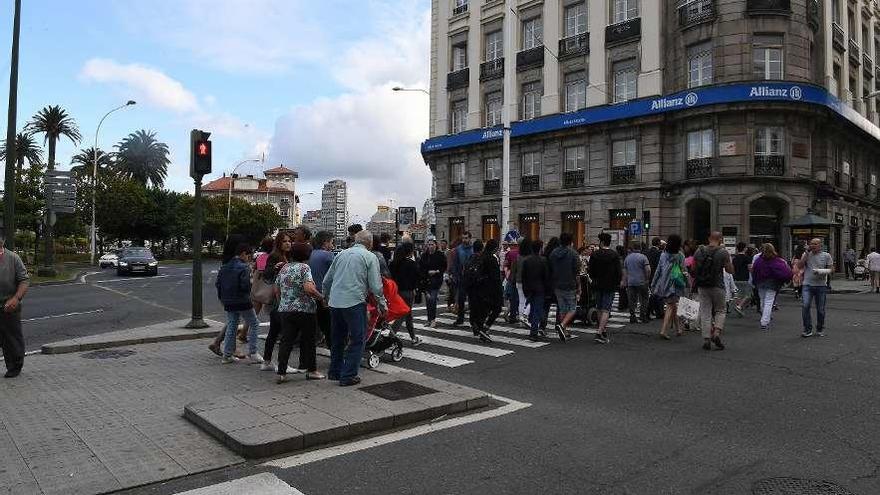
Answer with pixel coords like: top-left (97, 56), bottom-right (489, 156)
top-left (422, 0), bottom-right (880, 268)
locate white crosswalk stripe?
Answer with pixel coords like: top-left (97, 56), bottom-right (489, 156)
top-left (174, 473), bottom-right (305, 494)
top-left (432, 315), bottom-right (584, 339)
top-left (408, 334), bottom-right (513, 357)
top-left (411, 322), bottom-right (550, 348)
top-left (396, 348), bottom-right (474, 367)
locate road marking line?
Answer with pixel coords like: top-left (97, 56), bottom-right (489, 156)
top-left (409, 334), bottom-right (512, 357)
top-left (173, 473), bottom-right (304, 495)
top-left (263, 394), bottom-right (531, 469)
top-left (91, 283), bottom-right (188, 316)
top-left (95, 275), bottom-right (171, 283)
top-left (411, 322), bottom-right (548, 348)
top-left (23, 309), bottom-right (104, 322)
top-left (395, 348), bottom-right (473, 367)
top-left (434, 316), bottom-right (596, 336)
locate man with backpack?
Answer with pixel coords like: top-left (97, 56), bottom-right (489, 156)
top-left (589, 233), bottom-right (622, 344)
top-left (549, 233), bottom-right (581, 341)
top-left (693, 232), bottom-right (735, 350)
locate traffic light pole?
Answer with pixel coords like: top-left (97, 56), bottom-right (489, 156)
top-left (3, 0), bottom-right (22, 247)
top-left (185, 173), bottom-right (208, 329)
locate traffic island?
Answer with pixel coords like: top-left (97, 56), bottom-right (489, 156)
top-left (184, 372), bottom-right (489, 459)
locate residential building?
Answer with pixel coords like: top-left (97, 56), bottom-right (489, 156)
top-left (302, 209), bottom-right (321, 234)
top-left (202, 165), bottom-right (300, 229)
top-left (422, 0), bottom-right (880, 266)
top-left (320, 180), bottom-right (348, 242)
top-left (366, 205), bottom-right (397, 239)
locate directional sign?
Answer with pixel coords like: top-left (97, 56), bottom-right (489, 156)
top-left (43, 170), bottom-right (78, 214)
top-left (629, 220), bottom-right (643, 236)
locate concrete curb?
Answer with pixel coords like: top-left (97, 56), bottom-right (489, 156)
top-left (41, 318), bottom-right (224, 354)
top-left (30, 268), bottom-right (90, 286)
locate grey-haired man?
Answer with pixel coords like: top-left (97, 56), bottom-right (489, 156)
top-left (0, 233), bottom-right (29, 378)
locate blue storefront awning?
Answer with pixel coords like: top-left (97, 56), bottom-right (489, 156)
top-left (421, 82), bottom-right (878, 155)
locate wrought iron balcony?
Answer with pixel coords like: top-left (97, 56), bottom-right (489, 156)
top-left (745, 0), bottom-right (791, 14)
top-left (480, 58), bottom-right (504, 81)
top-left (558, 33), bottom-right (589, 59)
top-left (754, 155), bottom-right (785, 176)
top-left (605, 18), bottom-right (641, 45)
top-left (516, 46), bottom-right (544, 71)
top-left (678, 0), bottom-right (715, 27)
top-left (563, 170), bottom-right (585, 189)
top-left (446, 68), bottom-right (469, 91)
top-left (452, 2), bottom-right (468, 15)
top-left (520, 175), bottom-right (539, 192)
top-left (483, 178), bottom-right (500, 195)
top-left (686, 158), bottom-right (715, 179)
top-left (450, 183), bottom-right (465, 198)
top-left (865, 54), bottom-right (874, 76)
top-left (850, 40), bottom-right (861, 66)
top-left (832, 24), bottom-right (846, 52)
top-left (611, 165), bottom-right (636, 185)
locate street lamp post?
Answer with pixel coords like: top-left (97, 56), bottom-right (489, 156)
top-left (392, 86), bottom-right (430, 95)
top-left (90, 100), bottom-right (136, 265)
top-left (225, 158), bottom-right (262, 240)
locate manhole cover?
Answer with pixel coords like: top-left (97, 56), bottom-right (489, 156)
top-left (358, 380), bottom-right (438, 401)
top-left (751, 477), bottom-right (857, 495)
top-left (81, 349), bottom-right (136, 360)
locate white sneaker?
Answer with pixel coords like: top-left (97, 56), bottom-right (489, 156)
top-left (276, 365), bottom-right (303, 374)
top-left (259, 361), bottom-right (274, 371)
top-left (247, 353), bottom-right (264, 365)
top-left (429, 320), bottom-right (437, 328)
top-left (411, 336), bottom-right (423, 347)
top-left (221, 355), bottom-right (237, 364)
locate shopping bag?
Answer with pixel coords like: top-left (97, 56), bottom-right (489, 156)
top-left (677, 296), bottom-right (700, 321)
top-left (250, 272), bottom-right (275, 305)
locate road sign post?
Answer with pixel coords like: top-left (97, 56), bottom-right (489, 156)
top-left (629, 220), bottom-right (643, 237)
top-left (185, 129), bottom-right (212, 329)
top-left (39, 170), bottom-right (77, 276)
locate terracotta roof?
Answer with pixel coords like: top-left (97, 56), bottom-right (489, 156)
top-left (264, 166), bottom-right (297, 176)
top-left (202, 176), bottom-right (294, 194)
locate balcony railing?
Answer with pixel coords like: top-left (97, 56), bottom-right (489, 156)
top-left (679, 0), bottom-right (715, 27)
top-left (563, 170), bottom-right (585, 189)
top-left (521, 175), bottom-right (539, 192)
top-left (807, 0), bottom-right (819, 31)
top-left (559, 33), bottom-right (589, 59)
top-left (446, 67), bottom-right (469, 90)
top-left (450, 183), bottom-right (465, 198)
top-left (865, 54), bottom-right (875, 76)
top-left (686, 158), bottom-right (715, 179)
top-left (483, 178), bottom-right (500, 195)
top-left (850, 39), bottom-right (861, 66)
top-left (452, 1), bottom-right (468, 15)
top-left (832, 24), bottom-right (846, 52)
top-left (754, 155), bottom-right (785, 176)
top-left (516, 46), bottom-right (544, 71)
top-left (611, 165), bottom-right (636, 185)
top-left (605, 18), bottom-right (641, 45)
top-left (480, 58), bottom-right (504, 81)
top-left (745, 0), bottom-right (791, 14)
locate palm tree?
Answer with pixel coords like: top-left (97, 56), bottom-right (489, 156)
top-left (25, 105), bottom-right (82, 171)
top-left (0, 131), bottom-right (43, 181)
top-left (70, 147), bottom-right (113, 181)
top-left (114, 130), bottom-right (170, 188)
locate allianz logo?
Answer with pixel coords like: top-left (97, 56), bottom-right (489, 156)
top-left (650, 92), bottom-right (698, 110)
top-left (749, 85), bottom-right (803, 100)
top-left (481, 129), bottom-right (504, 139)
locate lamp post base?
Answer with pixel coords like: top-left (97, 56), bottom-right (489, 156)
top-left (184, 318), bottom-right (209, 329)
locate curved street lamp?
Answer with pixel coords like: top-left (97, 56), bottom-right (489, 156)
top-left (226, 158), bottom-right (263, 240)
top-left (392, 86), bottom-right (429, 95)
top-left (91, 100), bottom-right (136, 265)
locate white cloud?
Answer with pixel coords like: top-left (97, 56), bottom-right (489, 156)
top-left (80, 58), bottom-right (199, 113)
top-left (268, 5), bottom-right (432, 220)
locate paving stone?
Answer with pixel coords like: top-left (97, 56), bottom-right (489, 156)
top-left (76, 426), bottom-right (187, 487)
top-left (186, 396), bottom-right (245, 413)
top-left (307, 393), bottom-right (395, 437)
top-left (27, 450), bottom-right (121, 495)
top-left (225, 421), bottom-right (304, 458)
top-left (235, 390), bottom-right (301, 409)
top-left (272, 403), bottom-right (351, 448)
top-left (190, 404), bottom-right (278, 433)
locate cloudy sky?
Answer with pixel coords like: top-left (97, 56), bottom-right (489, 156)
top-left (0, 0), bottom-right (431, 221)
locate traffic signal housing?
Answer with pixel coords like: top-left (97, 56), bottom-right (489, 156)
top-left (190, 129), bottom-right (212, 178)
top-left (643, 210), bottom-right (651, 231)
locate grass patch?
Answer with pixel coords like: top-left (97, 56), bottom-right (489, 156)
top-left (31, 269), bottom-right (78, 285)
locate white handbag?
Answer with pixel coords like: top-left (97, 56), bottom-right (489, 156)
top-left (677, 296), bottom-right (700, 321)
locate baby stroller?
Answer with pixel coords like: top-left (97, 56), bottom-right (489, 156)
top-left (854, 259), bottom-right (869, 281)
top-left (364, 277), bottom-right (409, 369)
top-left (574, 274), bottom-right (600, 327)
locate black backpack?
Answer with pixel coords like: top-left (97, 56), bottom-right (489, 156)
top-left (694, 246), bottom-right (721, 288)
top-left (461, 256), bottom-right (485, 290)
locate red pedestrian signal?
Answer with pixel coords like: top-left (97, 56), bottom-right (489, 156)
top-left (198, 142), bottom-right (209, 156)
top-left (190, 129), bottom-right (212, 178)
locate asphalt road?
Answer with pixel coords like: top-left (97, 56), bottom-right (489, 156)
top-left (117, 289), bottom-right (880, 495)
top-left (20, 261), bottom-right (225, 352)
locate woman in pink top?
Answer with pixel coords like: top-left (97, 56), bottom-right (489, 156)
top-left (252, 237), bottom-right (274, 316)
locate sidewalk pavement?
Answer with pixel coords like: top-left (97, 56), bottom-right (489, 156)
top-left (40, 318), bottom-right (225, 354)
top-left (2, 322), bottom-right (491, 495)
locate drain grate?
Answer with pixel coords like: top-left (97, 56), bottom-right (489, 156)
top-left (81, 349), bottom-right (136, 360)
top-left (358, 380), bottom-right (438, 401)
top-left (751, 477), bottom-right (857, 495)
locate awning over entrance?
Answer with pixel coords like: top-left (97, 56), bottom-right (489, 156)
top-left (785, 212), bottom-right (838, 227)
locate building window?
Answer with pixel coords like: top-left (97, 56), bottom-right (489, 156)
top-left (832, 0), bottom-right (841, 25)
top-left (485, 30), bottom-right (502, 61)
top-left (485, 157), bottom-right (501, 180)
top-left (612, 139), bottom-right (637, 167)
top-left (521, 82), bottom-right (542, 120)
top-left (754, 35), bottom-right (783, 80)
top-left (848, 8), bottom-right (856, 36)
top-left (688, 43), bottom-right (713, 88)
top-left (451, 100), bottom-right (467, 133)
top-left (522, 151), bottom-right (540, 176)
top-left (452, 43), bottom-right (467, 71)
top-left (863, 24), bottom-right (870, 53)
top-left (687, 129), bottom-right (714, 159)
top-left (522, 17), bottom-right (543, 50)
top-left (564, 72), bottom-right (587, 112)
top-left (612, 60), bottom-right (637, 103)
top-left (485, 92), bottom-right (502, 127)
top-left (451, 161), bottom-right (466, 184)
top-left (563, 145), bottom-right (586, 171)
top-left (755, 127), bottom-right (784, 155)
top-left (564, 3), bottom-right (587, 37)
top-left (612, 0), bottom-right (639, 23)
top-left (833, 63), bottom-right (842, 99)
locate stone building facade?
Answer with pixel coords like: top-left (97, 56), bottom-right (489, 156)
top-left (202, 166), bottom-right (300, 229)
top-left (422, 0), bottom-right (880, 268)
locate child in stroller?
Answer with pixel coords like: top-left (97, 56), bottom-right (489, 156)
top-left (363, 277), bottom-right (410, 369)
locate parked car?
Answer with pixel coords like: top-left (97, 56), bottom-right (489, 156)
top-left (99, 252), bottom-right (119, 268)
top-left (116, 247), bottom-right (159, 276)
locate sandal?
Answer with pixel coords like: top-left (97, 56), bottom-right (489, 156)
top-left (659, 333), bottom-right (671, 341)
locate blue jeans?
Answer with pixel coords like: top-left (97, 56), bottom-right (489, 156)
top-left (527, 292), bottom-right (544, 336)
top-left (455, 278), bottom-right (468, 320)
top-left (223, 309), bottom-right (260, 357)
top-left (425, 288), bottom-right (440, 322)
top-left (801, 285), bottom-right (828, 332)
top-left (328, 304), bottom-right (367, 382)
top-left (504, 281), bottom-right (519, 318)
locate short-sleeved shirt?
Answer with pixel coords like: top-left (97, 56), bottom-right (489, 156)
top-left (694, 246), bottom-right (731, 289)
top-left (802, 251), bottom-right (834, 286)
top-left (276, 262), bottom-right (316, 313)
top-left (0, 249), bottom-right (29, 301)
top-left (867, 252), bottom-right (880, 271)
top-left (624, 252), bottom-right (650, 286)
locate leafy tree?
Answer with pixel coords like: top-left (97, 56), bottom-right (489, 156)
top-left (94, 177), bottom-right (148, 246)
top-left (25, 105), bottom-right (81, 170)
top-left (15, 161), bottom-right (46, 262)
top-left (114, 130), bottom-right (170, 188)
top-left (0, 132), bottom-right (43, 183)
top-left (70, 147), bottom-right (114, 181)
